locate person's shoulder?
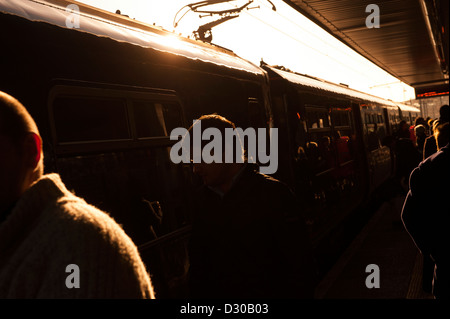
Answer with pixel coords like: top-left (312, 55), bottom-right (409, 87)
top-left (419, 144), bottom-right (449, 169)
top-left (33, 174), bottom-right (135, 250)
top-left (424, 135), bottom-right (436, 145)
top-left (55, 194), bottom-right (132, 245)
top-left (247, 167), bottom-right (295, 199)
top-left (246, 165), bottom-right (287, 187)
top-left (412, 144), bottom-right (449, 184)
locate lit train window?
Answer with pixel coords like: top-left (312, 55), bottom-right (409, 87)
top-left (132, 100), bottom-right (183, 138)
top-left (53, 96), bottom-right (130, 143)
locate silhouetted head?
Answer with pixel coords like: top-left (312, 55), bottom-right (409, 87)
top-left (439, 104), bottom-right (449, 122)
top-left (397, 120), bottom-right (410, 138)
top-left (414, 116), bottom-right (426, 126)
top-left (414, 124), bottom-right (426, 137)
top-left (399, 120), bottom-right (408, 130)
top-left (435, 122), bottom-right (449, 150)
top-left (0, 91), bottom-right (43, 215)
top-left (186, 114), bottom-right (244, 194)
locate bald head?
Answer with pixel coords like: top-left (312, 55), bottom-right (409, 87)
top-left (0, 91), bottom-right (40, 142)
top-left (0, 91), bottom-right (43, 215)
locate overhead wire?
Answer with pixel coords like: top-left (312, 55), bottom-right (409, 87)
top-left (220, 0), bottom-right (402, 86)
top-left (235, 2), bottom-right (375, 81)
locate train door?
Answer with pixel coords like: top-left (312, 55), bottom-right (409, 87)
top-left (360, 103), bottom-right (392, 192)
top-left (48, 83), bottom-right (193, 297)
top-left (290, 103), bottom-right (361, 238)
top-left (383, 108), bottom-right (392, 136)
top-left (247, 97), bottom-right (272, 166)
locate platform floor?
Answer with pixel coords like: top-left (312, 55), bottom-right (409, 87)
top-left (314, 193), bottom-right (435, 299)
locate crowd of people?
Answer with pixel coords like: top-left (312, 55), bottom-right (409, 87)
top-left (400, 104), bottom-right (449, 299)
top-left (0, 91), bottom-right (317, 299)
top-left (393, 105), bottom-right (449, 192)
top-left (1, 88), bottom-right (448, 299)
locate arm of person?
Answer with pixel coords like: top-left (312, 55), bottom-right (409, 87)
top-left (270, 183), bottom-right (318, 298)
top-left (401, 166), bottom-right (432, 255)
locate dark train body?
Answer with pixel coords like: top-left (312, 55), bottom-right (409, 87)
top-left (0, 0), bottom-right (420, 297)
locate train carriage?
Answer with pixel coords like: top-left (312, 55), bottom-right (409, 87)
top-left (260, 64), bottom-right (409, 263)
top-left (396, 102), bottom-right (421, 127)
top-left (1, 0), bottom-right (421, 298)
top-left (0, 0), bottom-right (270, 297)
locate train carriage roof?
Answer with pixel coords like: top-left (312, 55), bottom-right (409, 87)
top-left (395, 103), bottom-right (421, 113)
top-left (0, 0), bottom-right (263, 76)
top-left (264, 64), bottom-right (399, 107)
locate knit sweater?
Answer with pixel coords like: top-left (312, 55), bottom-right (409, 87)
top-left (0, 173), bottom-right (154, 298)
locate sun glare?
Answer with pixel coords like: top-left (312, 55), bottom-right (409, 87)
top-left (76, 0), bottom-right (415, 102)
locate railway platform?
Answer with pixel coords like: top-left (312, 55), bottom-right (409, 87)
top-left (314, 192), bottom-right (435, 299)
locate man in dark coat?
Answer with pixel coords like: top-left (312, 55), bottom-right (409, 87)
top-left (401, 142), bottom-right (450, 299)
top-left (186, 114), bottom-right (317, 299)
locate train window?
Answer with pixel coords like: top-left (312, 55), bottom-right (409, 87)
top-left (132, 100), bottom-right (183, 138)
top-left (331, 109), bottom-right (351, 128)
top-left (306, 107), bottom-right (330, 129)
top-left (363, 111), bottom-right (387, 151)
top-left (53, 96), bottom-right (130, 143)
top-left (378, 114), bottom-right (383, 123)
top-left (303, 107), bottom-right (334, 175)
top-left (329, 109), bottom-right (354, 179)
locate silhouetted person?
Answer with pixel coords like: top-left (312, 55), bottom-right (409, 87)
top-left (423, 104), bottom-right (449, 160)
top-left (409, 117), bottom-right (427, 146)
top-left (185, 114), bottom-right (317, 298)
top-left (435, 122), bottom-right (449, 151)
top-left (414, 124), bottom-right (426, 158)
top-left (318, 135), bottom-right (335, 171)
top-left (423, 120), bottom-right (440, 160)
top-left (0, 91), bottom-right (154, 298)
top-left (396, 120), bottom-right (411, 139)
top-left (395, 121), bottom-right (421, 189)
top-left (305, 141), bottom-right (325, 174)
top-left (368, 123), bottom-right (380, 151)
top-left (402, 124), bottom-right (449, 299)
top-left (421, 121), bottom-right (449, 293)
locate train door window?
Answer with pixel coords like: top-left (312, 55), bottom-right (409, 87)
top-left (305, 106), bottom-right (330, 129)
top-left (331, 108), bottom-right (354, 164)
top-left (49, 85), bottom-right (191, 245)
top-left (376, 113), bottom-right (387, 141)
top-left (53, 96), bottom-right (130, 143)
top-left (248, 98), bottom-right (266, 128)
top-left (132, 100), bottom-right (183, 138)
top-left (304, 106), bottom-right (333, 174)
top-left (331, 108), bottom-right (353, 139)
top-left (363, 111), bottom-right (387, 151)
top-left (331, 109), bottom-right (351, 128)
top-left (299, 105), bottom-right (341, 224)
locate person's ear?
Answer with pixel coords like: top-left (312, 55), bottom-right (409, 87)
top-left (23, 132), bottom-right (42, 169)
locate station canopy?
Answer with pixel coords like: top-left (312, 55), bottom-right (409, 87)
top-left (283, 0), bottom-right (449, 99)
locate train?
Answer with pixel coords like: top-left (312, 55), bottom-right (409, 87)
top-left (0, 0), bottom-right (420, 297)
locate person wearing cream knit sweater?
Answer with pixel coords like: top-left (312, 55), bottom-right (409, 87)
top-left (0, 91), bottom-right (154, 298)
